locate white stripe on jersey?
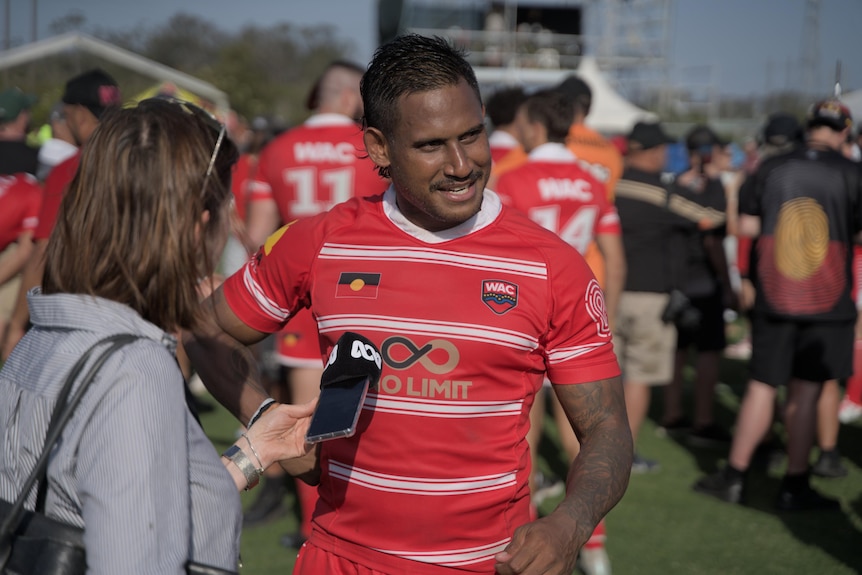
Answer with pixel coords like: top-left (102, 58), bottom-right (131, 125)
top-left (242, 265), bottom-right (291, 322)
top-left (364, 393), bottom-right (523, 418)
top-left (319, 243), bottom-right (549, 279)
top-left (317, 314), bottom-right (539, 352)
top-left (328, 460), bottom-right (517, 496)
top-left (373, 538), bottom-right (511, 568)
top-left (547, 341), bottom-right (610, 364)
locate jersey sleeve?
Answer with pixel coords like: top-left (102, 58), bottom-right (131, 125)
top-left (543, 241), bottom-right (621, 385)
top-left (33, 154), bottom-right (78, 240)
top-left (221, 213), bottom-right (325, 333)
top-left (247, 145), bottom-right (275, 202)
top-left (737, 172), bottom-right (759, 217)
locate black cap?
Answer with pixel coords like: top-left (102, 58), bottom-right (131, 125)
top-left (627, 121), bottom-right (675, 152)
top-left (685, 125), bottom-right (728, 150)
top-left (762, 112), bottom-right (803, 147)
top-left (807, 99), bottom-right (853, 131)
top-left (61, 68), bottom-right (121, 120)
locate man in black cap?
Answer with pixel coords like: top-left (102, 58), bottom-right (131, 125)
top-left (614, 121), bottom-right (725, 473)
top-left (694, 99), bottom-right (860, 511)
top-left (1, 68), bottom-right (120, 360)
top-left (0, 87), bottom-right (40, 176)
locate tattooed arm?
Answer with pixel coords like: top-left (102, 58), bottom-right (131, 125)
top-left (495, 377), bottom-right (632, 575)
top-left (183, 287), bottom-right (320, 481)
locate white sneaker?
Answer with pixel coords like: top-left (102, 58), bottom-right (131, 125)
top-left (578, 547), bottom-right (612, 575)
top-left (839, 398), bottom-right (862, 424)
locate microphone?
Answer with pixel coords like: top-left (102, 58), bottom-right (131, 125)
top-left (321, 332), bottom-right (382, 391)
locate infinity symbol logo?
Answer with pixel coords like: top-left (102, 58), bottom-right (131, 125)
top-left (381, 336), bottom-right (460, 374)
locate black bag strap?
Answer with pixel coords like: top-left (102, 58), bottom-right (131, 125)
top-left (0, 333), bottom-right (141, 549)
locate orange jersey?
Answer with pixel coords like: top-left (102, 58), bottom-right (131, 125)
top-left (566, 124), bottom-right (624, 287)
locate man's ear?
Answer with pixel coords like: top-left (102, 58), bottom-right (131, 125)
top-left (364, 127), bottom-right (390, 171)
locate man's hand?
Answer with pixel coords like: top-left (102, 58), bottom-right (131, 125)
top-left (494, 514), bottom-right (579, 575)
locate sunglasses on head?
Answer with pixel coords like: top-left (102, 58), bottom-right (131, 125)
top-left (146, 97), bottom-right (227, 196)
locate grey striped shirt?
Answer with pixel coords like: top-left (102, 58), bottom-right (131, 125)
top-left (0, 290), bottom-right (241, 574)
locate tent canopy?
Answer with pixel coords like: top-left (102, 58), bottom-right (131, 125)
top-left (0, 32), bottom-right (230, 118)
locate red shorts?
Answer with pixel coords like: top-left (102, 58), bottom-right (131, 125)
top-left (294, 541), bottom-right (391, 575)
top-left (275, 307), bottom-right (324, 367)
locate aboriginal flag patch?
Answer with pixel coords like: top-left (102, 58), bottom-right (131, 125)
top-left (336, 272), bottom-right (381, 299)
top-left (482, 279), bottom-right (518, 314)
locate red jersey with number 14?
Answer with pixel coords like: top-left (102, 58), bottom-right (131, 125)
top-left (222, 189), bottom-right (619, 574)
top-left (496, 143), bottom-right (620, 256)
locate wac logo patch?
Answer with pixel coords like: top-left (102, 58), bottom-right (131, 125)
top-left (482, 280), bottom-right (518, 315)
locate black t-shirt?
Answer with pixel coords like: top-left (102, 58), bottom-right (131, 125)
top-left (739, 145), bottom-right (862, 321)
top-left (671, 176), bottom-right (727, 297)
top-left (0, 140), bottom-right (40, 176)
top-left (615, 168), bottom-right (699, 293)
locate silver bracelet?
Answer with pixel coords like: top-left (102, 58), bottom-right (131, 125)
top-left (241, 432), bottom-right (265, 471)
top-left (223, 445), bottom-right (261, 491)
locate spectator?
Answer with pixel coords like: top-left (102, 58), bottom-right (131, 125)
top-left (35, 103), bottom-right (78, 182)
top-left (694, 99), bottom-right (859, 511)
top-left (660, 125), bottom-right (737, 446)
top-left (485, 85), bottom-right (527, 163)
top-left (186, 34), bottom-right (632, 575)
top-left (0, 87), bottom-right (39, 177)
top-left (614, 121), bottom-right (725, 472)
top-left (0, 98), bottom-right (315, 573)
top-left (1, 68), bottom-right (120, 361)
top-left (0, 173), bottom-right (41, 348)
top-left (496, 87), bottom-right (625, 575)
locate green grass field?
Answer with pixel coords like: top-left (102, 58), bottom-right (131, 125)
top-left (200, 355), bottom-right (862, 575)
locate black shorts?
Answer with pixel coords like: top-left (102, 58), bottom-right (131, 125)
top-left (676, 291), bottom-right (727, 352)
top-left (748, 314), bottom-right (854, 386)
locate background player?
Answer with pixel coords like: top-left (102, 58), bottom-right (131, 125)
top-left (242, 59), bottom-right (389, 544)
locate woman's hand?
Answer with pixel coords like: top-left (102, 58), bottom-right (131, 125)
top-left (244, 399), bottom-right (318, 468)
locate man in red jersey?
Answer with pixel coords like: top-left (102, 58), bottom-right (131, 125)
top-left (496, 88), bottom-right (625, 575)
top-left (0, 173), bottom-right (42, 345)
top-left (241, 60), bottom-right (389, 541)
top-left (187, 35), bottom-right (631, 575)
top-left (1, 69), bottom-right (119, 360)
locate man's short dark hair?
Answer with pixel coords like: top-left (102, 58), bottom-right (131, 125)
top-left (522, 89), bottom-right (574, 143)
top-left (361, 34), bottom-right (482, 138)
top-left (556, 74), bottom-right (592, 117)
top-left (485, 86), bottom-right (527, 129)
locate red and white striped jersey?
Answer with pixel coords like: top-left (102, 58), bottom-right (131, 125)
top-left (223, 189), bottom-right (619, 574)
top-left (496, 143), bottom-right (620, 255)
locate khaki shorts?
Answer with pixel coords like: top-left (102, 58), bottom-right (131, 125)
top-left (613, 291), bottom-right (676, 385)
top-left (0, 243), bottom-right (22, 321)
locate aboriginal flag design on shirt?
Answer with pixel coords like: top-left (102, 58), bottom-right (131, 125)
top-left (744, 147), bottom-right (862, 321)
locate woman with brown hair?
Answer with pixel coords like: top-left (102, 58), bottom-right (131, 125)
top-left (0, 98), bottom-right (314, 574)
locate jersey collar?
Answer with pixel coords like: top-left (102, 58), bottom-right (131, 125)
top-left (528, 142), bottom-right (576, 162)
top-left (382, 185), bottom-right (502, 244)
top-left (304, 113), bottom-right (359, 127)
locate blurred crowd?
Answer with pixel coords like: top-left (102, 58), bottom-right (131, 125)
top-left (2, 48), bottom-right (861, 575)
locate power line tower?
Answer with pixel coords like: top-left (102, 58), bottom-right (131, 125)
top-left (800, 0), bottom-right (821, 97)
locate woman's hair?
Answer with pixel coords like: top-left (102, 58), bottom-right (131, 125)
top-left (43, 98), bottom-right (238, 332)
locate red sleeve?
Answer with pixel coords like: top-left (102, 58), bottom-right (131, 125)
top-left (33, 153), bottom-right (79, 240)
top-left (543, 240), bottom-right (621, 384)
top-left (222, 213), bottom-right (327, 333)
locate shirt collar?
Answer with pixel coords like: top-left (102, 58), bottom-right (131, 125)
top-left (27, 288), bottom-right (177, 352)
top-left (304, 113), bottom-right (359, 128)
top-left (381, 185), bottom-right (502, 244)
top-left (528, 142), bottom-right (576, 162)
